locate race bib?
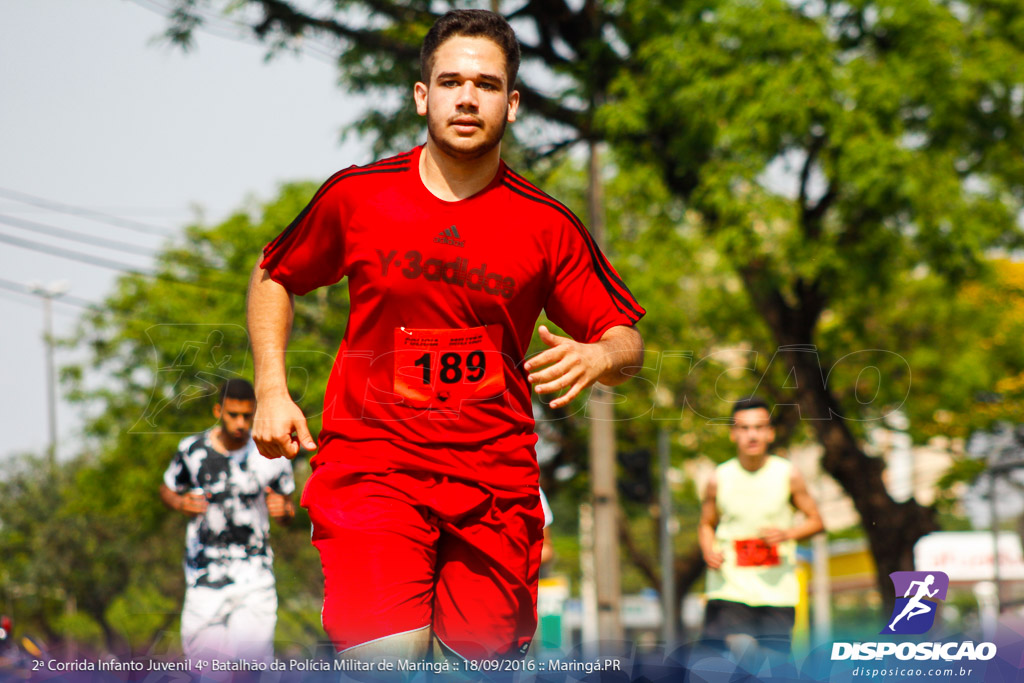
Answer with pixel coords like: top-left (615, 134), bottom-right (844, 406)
top-left (393, 326), bottom-right (506, 409)
top-left (734, 539), bottom-right (780, 567)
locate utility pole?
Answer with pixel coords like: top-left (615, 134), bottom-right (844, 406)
top-left (989, 464), bottom-right (1002, 610)
top-left (811, 469), bottom-right (832, 645)
top-left (586, 141), bottom-right (624, 647)
top-left (29, 281), bottom-right (68, 470)
top-left (658, 427), bottom-right (677, 647)
top-left (579, 502), bottom-right (598, 658)
top-left (29, 280), bottom-right (74, 658)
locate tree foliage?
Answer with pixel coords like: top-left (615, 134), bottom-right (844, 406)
top-left (599, 0), bottom-right (1024, 607)
top-left (0, 186), bottom-right (339, 655)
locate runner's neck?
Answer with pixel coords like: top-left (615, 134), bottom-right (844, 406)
top-left (737, 452), bottom-right (770, 472)
top-left (210, 426), bottom-right (247, 455)
top-left (419, 140), bottom-right (502, 201)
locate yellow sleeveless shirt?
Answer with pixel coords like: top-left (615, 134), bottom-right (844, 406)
top-left (705, 455), bottom-right (799, 607)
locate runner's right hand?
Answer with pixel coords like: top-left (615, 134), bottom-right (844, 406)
top-left (252, 394), bottom-right (316, 459)
top-left (703, 548), bottom-right (725, 570)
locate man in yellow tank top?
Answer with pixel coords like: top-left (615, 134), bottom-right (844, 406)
top-left (698, 397), bottom-right (824, 661)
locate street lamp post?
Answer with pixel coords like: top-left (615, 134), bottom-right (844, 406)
top-left (28, 281), bottom-right (68, 470)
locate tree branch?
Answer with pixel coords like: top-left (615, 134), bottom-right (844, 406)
top-left (517, 83), bottom-right (588, 133)
top-left (798, 135), bottom-right (835, 241)
top-left (251, 0), bottom-right (421, 55)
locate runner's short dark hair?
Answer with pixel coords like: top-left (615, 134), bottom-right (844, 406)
top-left (420, 9), bottom-right (521, 90)
top-left (731, 396), bottom-right (771, 418)
top-left (219, 379), bottom-right (255, 404)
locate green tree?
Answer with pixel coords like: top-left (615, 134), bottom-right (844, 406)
top-left (0, 451), bottom-right (182, 655)
top-left (601, 0), bottom-right (1024, 608)
top-left (0, 184), bottom-right (338, 655)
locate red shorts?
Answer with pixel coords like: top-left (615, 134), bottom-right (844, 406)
top-left (301, 462), bottom-right (545, 660)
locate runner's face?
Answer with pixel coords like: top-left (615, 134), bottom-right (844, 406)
top-left (730, 407), bottom-right (775, 458)
top-left (215, 398), bottom-right (255, 443)
top-left (414, 36), bottom-right (519, 161)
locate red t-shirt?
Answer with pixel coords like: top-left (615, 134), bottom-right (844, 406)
top-left (261, 146), bottom-right (645, 488)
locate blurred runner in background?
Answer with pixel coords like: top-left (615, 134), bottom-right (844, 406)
top-left (159, 379), bottom-right (295, 662)
top-left (699, 396), bottom-right (823, 665)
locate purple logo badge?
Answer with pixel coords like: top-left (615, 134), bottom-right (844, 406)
top-left (882, 571), bottom-right (949, 635)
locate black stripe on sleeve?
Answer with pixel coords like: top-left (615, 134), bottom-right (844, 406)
top-left (501, 175), bottom-right (645, 322)
top-left (504, 171), bottom-right (639, 299)
top-left (263, 154), bottom-right (412, 259)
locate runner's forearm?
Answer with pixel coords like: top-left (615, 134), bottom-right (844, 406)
top-left (159, 483), bottom-right (181, 511)
top-left (247, 263), bottom-right (295, 400)
top-left (593, 325), bottom-right (644, 386)
top-left (698, 521), bottom-right (717, 557)
top-left (786, 516), bottom-right (824, 542)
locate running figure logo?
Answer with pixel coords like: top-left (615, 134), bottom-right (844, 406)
top-left (882, 571), bottom-right (949, 635)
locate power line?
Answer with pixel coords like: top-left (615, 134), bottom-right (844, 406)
top-left (0, 187), bottom-right (175, 238)
top-left (0, 213), bottom-right (157, 257)
top-left (128, 0), bottom-right (340, 65)
top-left (0, 232), bottom-right (241, 294)
top-left (0, 209), bottom-right (258, 287)
top-left (0, 277), bottom-right (235, 329)
top-left (0, 288), bottom-right (83, 317)
top-left (0, 276), bottom-right (244, 329)
top-left (0, 202), bottom-right (188, 218)
top-left (0, 232), bottom-right (155, 274)
top-left (0, 277), bottom-right (101, 311)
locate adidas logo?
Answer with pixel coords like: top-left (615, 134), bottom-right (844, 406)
top-left (434, 225), bottom-right (465, 248)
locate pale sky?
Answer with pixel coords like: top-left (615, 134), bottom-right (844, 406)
top-left (0, 0), bottom-right (374, 460)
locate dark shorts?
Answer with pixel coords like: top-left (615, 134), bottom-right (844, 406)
top-left (702, 599), bottom-right (795, 653)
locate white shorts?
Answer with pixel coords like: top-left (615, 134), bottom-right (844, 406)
top-left (181, 577), bottom-right (278, 663)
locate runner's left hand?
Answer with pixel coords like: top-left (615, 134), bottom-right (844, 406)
top-left (525, 326), bottom-right (610, 409)
top-left (266, 488), bottom-right (294, 520)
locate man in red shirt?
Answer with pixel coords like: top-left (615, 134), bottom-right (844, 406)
top-left (247, 9), bottom-right (644, 662)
